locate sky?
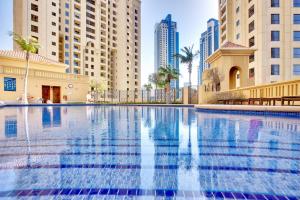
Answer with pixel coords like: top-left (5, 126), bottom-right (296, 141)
top-left (0, 0), bottom-right (218, 87)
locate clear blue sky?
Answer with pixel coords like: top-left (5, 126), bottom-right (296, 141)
top-left (0, 0), bottom-right (218, 86)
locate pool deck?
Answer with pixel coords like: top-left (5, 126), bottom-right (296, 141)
top-left (195, 104), bottom-right (300, 113)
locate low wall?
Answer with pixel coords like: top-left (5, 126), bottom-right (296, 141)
top-left (199, 79), bottom-right (300, 104)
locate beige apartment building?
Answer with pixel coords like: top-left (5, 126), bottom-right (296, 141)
top-left (13, 0), bottom-right (141, 91)
top-left (219, 0), bottom-right (300, 85)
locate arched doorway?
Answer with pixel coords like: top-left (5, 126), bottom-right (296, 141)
top-left (229, 66), bottom-right (241, 90)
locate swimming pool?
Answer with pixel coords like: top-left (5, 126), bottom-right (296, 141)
top-left (0, 106), bottom-right (299, 199)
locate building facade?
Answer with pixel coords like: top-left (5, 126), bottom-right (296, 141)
top-left (0, 50), bottom-right (89, 103)
top-left (154, 14), bottom-right (180, 90)
top-left (218, 0), bottom-right (300, 85)
top-left (198, 18), bottom-right (219, 85)
top-left (13, 0), bottom-right (141, 91)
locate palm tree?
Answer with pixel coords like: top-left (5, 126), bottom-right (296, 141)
top-left (175, 45), bottom-right (199, 87)
top-left (10, 32), bottom-right (40, 104)
top-left (143, 83), bottom-right (153, 102)
top-left (148, 73), bottom-right (164, 89)
top-left (158, 66), bottom-right (180, 93)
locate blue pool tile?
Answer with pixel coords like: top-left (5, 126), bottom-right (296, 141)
top-left (99, 189), bottom-right (109, 195)
top-left (232, 192), bottom-right (246, 199)
top-left (17, 190), bottom-right (32, 196)
top-left (155, 190), bottom-right (165, 196)
top-left (253, 194), bottom-right (268, 200)
top-left (79, 189), bottom-right (91, 195)
top-left (128, 189), bottom-right (138, 196)
top-left (213, 192), bottom-right (224, 199)
top-left (68, 189), bottom-right (81, 195)
top-left (108, 189), bottom-right (118, 195)
top-left (59, 189), bottom-right (72, 195)
top-left (89, 189), bottom-right (100, 195)
top-left (38, 189), bottom-right (53, 196)
top-left (165, 190), bottom-right (175, 197)
top-left (117, 189), bottom-right (128, 195)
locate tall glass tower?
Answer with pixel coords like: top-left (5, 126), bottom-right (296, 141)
top-left (154, 14), bottom-right (180, 91)
top-left (198, 18), bottom-right (219, 85)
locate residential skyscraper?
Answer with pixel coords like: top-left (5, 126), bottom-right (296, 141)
top-left (13, 0), bottom-right (141, 91)
top-left (198, 18), bottom-right (219, 85)
top-left (218, 0), bottom-right (300, 85)
top-left (154, 14), bottom-right (180, 90)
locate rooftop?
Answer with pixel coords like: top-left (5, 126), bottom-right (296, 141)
top-left (0, 50), bottom-right (64, 66)
top-left (221, 42), bottom-right (248, 49)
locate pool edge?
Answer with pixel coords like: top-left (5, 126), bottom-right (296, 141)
top-left (195, 104), bottom-right (300, 117)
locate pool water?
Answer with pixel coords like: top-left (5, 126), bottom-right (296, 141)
top-left (0, 106), bottom-right (299, 199)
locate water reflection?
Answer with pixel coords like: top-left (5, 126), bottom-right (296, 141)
top-left (4, 116), bottom-right (17, 138)
top-left (0, 106), bottom-right (299, 197)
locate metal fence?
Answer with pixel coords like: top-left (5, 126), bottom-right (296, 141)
top-left (89, 89), bottom-right (184, 104)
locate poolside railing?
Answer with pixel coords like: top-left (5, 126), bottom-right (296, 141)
top-left (90, 89), bottom-right (184, 104)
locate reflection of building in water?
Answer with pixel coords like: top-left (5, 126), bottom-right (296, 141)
top-left (196, 112), bottom-right (300, 191)
top-left (42, 107), bottom-right (62, 128)
top-left (151, 107), bottom-right (180, 191)
top-left (4, 116), bottom-right (18, 138)
top-left (141, 107), bottom-right (153, 128)
top-left (59, 106), bottom-right (142, 188)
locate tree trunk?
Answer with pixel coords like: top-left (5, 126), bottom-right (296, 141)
top-left (165, 83), bottom-right (171, 104)
top-left (23, 52), bottom-right (30, 104)
top-left (188, 63), bottom-right (192, 104)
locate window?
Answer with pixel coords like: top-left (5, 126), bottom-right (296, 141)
top-left (65, 52), bottom-right (69, 57)
top-left (271, 48), bottom-right (280, 58)
top-left (31, 4), bottom-right (38, 12)
top-left (248, 5), bottom-right (254, 18)
top-left (271, 0), bottom-right (280, 7)
top-left (294, 0), bottom-right (300, 7)
top-left (236, 20), bottom-right (240, 26)
top-left (294, 14), bottom-right (300, 24)
top-left (31, 14), bottom-right (38, 22)
top-left (65, 3), bottom-right (69, 8)
top-left (65, 19), bottom-right (69, 24)
top-left (85, 71), bottom-right (89, 76)
top-left (249, 21), bottom-right (255, 32)
top-left (91, 72), bottom-right (94, 76)
top-left (52, 2), bottom-right (56, 7)
top-left (4, 77), bottom-right (16, 91)
top-left (271, 31), bottom-right (280, 41)
top-left (294, 48), bottom-right (300, 58)
top-left (271, 64), bottom-right (280, 75)
top-left (294, 64), bottom-right (300, 75)
top-left (52, 42), bottom-right (56, 46)
top-left (294, 31), bottom-right (300, 41)
top-left (65, 44), bottom-right (69, 49)
top-left (249, 36), bottom-right (255, 47)
top-left (52, 52), bottom-right (56, 56)
top-left (249, 68), bottom-right (255, 78)
top-left (271, 14), bottom-right (280, 24)
top-left (31, 25), bottom-right (38, 33)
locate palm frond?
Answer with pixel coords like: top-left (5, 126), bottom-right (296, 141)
top-left (10, 32), bottom-right (40, 53)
